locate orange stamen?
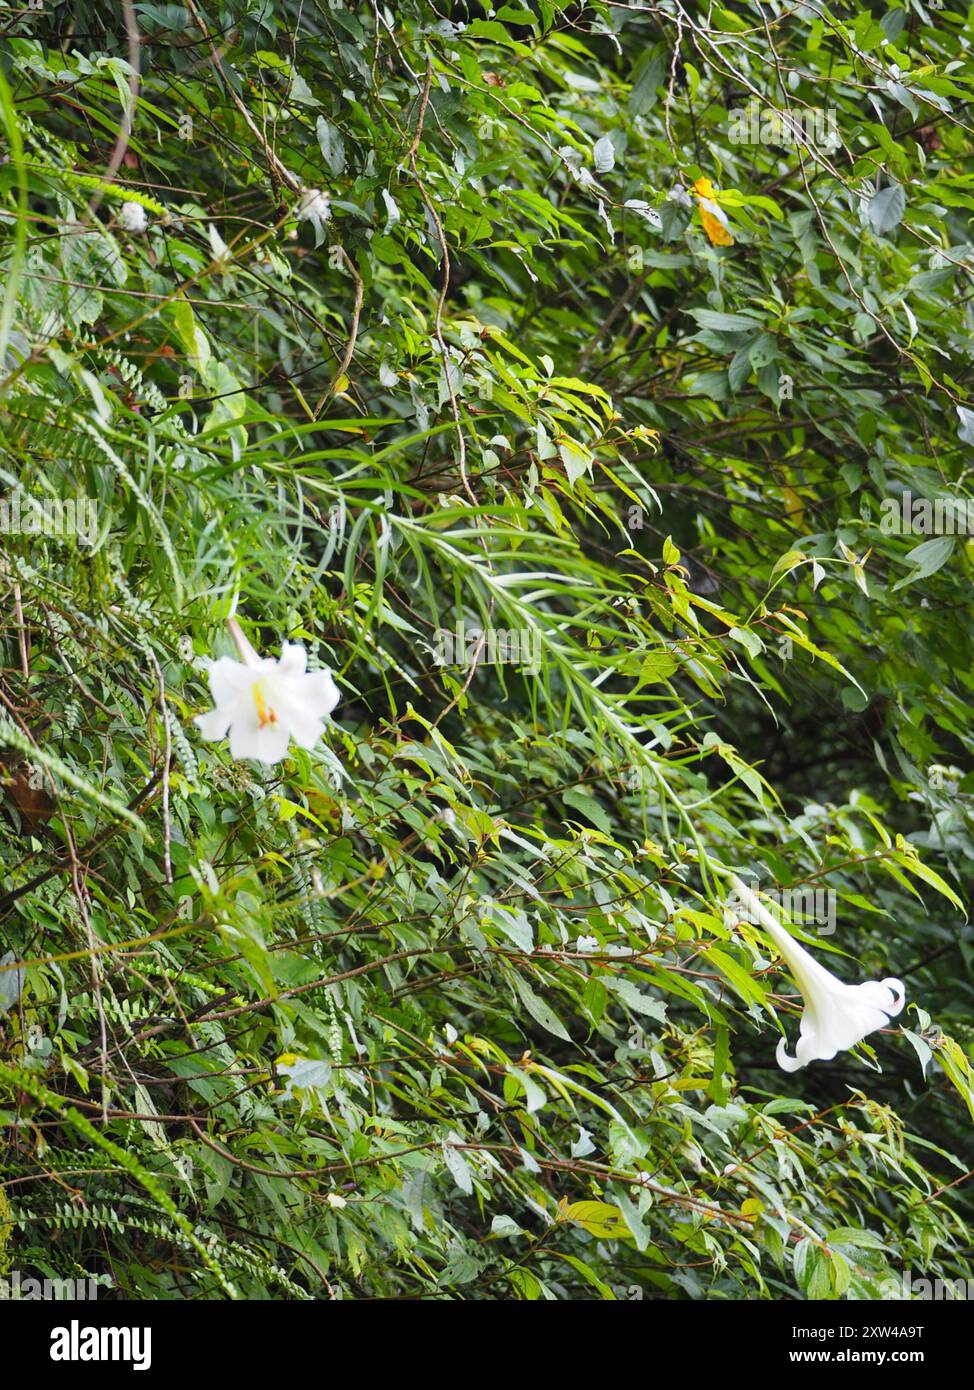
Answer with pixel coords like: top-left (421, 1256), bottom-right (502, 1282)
top-left (253, 681), bottom-right (277, 728)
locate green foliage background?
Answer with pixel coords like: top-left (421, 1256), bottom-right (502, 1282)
top-left (1, 0), bottom-right (973, 1300)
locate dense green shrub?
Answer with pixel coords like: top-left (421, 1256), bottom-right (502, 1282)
top-left (1, 0), bottom-right (973, 1300)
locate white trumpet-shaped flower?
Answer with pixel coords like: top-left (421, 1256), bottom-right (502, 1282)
top-left (119, 201), bottom-right (148, 234)
top-left (296, 188), bottom-right (330, 247)
top-left (729, 876), bottom-right (905, 1072)
top-left (194, 621), bottom-right (339, 765)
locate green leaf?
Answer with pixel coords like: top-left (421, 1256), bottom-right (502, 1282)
top-left (562, 1201), bottom-right (630, 1239)
top-left (511, 972), bottom-right (572, 1041)
top-left (603, 977), bottom-right (667, 1022)
top-left (689, 308), bottom-right (763, 333)
top-left (867, 183), bottom-right (906, 235)
top-left (892, 535), bottom-right (954, 590)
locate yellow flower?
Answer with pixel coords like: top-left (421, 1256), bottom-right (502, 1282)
top-left (694, 177), bottom-right (734, 247)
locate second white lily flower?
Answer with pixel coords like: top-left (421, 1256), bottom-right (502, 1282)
top-left (729, 875), bottom-right (905, 1072)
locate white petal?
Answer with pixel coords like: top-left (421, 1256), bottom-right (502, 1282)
top-left (776, 976), bottom-right (905, 1071)
top-left (251, 721), bottom-right (292, 764)
top-left (775, 1036), bottom-right (803, 1072)
top-left (119, 201), bottom-right (148, 233)
top-left (229, 714), bottom-right (290, 765)
top-left (277, 643), bottom-right (308, 677)
top-left (287, 714), bottom-right (327, 750)
top-left (227, 708), bottom-right (261, 760)
top-left (207, 656), bottom-right (256, 706)
top-left (875, 977), bottom-right (906, 1015)
top-left (268, 685), bottom-right (328, 748)
top-left (195, 706), bottom-right (232, 741)
top-left (304, 667), bottom-right (340, 717)
top-left (270, 666), bottom-right (339, 722)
